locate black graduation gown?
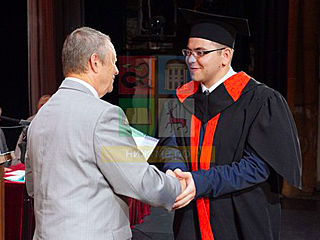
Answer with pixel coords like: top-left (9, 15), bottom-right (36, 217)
top-left (157, 72), bottom-right (302, 240)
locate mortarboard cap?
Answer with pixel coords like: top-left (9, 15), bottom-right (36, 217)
top-left (179, 8), bottom-right (250, 48)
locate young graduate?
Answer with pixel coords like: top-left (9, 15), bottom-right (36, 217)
top-left (158, 8), bottom-right (302, 240)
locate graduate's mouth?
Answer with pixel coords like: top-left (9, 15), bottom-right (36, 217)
top-left (190, 67), bottom-right (201, 73)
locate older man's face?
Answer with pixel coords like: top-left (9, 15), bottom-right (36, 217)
top-left (97, 44), bottom-right (119, 97)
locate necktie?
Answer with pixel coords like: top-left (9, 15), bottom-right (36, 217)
top-left (199, 89), bottom-right (210, 157)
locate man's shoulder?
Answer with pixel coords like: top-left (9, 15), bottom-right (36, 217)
top-left (246, 79), bottom-right (284, 102)
top-left (66, 91), bottom-right (120, 111)
top-left (41, 91), bottom-right (123, 122)
top-left (83, 97), bottom-right (125, 120)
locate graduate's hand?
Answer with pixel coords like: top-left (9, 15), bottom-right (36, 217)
top-left (173, 169), bottom-right (186, 192)
top-left (166, 169), bottom-right (187, 193)
top-left (173, 171), bottom-right (195, 209)
top-left (4, 167), bottom-right (12, 172)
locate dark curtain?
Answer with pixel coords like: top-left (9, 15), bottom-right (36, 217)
top-left (0, 1), bottom-right (28, 150)
top-left (84, 0), bottom-right (126, 106)
top-left (284, 0), bottom-right (320, 194)
top-left (27, 0), bottom-right (84, 115)
top-left (28, 0), bottom-right (57, 115)
top-left (248, 0), bottom-right (289, 97)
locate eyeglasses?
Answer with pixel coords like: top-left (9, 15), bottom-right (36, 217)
top-left (182, 48), bottom-right (226, 57)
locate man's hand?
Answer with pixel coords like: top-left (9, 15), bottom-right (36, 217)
top-left (173, 170), bottom-right (196, 209)
top-left (166, 169), bottom-right (187, 192)
top-left (165, 169), bottom-right (175, 177)
top-left (4, 167), bottom-right (12, 172)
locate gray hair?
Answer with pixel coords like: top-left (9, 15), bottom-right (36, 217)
top-left (62, 27), bottom-right (112, 76)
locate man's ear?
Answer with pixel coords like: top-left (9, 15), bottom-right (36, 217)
top-left (89, 53), bottom-right (100, 73)
top-left (221, 48), bottom-right (233, 66)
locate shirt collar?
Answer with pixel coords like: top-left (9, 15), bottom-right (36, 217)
top-left (201, 67), bottom-right (236, 93)
top-left (65, 77), bottom-right (99, 98)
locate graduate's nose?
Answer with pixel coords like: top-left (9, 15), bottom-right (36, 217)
top-left (186, 54), bottom-right (196, 65)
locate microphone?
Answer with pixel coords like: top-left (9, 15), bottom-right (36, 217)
top-left (0, 116), bottom-right (31, 126)
top-left (0, 115), bottom-right (30, 164)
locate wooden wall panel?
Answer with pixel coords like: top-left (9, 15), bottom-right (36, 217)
top-left (285, 0), bottom-right (320, 194)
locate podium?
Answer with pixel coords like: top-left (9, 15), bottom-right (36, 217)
top-left (0, 151), bottom-right (15, 240)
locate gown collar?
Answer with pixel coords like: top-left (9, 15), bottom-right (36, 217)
top-left (176, 72), bottom-right (257, 123)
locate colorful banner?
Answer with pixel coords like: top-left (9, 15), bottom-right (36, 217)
top-left (157, 55), bottom-right (191, 95)
top-left (119, 98), bottom-right (156, 136)
top-left (118, 56), bottom-right (156, 96)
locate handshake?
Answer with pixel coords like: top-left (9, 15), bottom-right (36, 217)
top-left (166, 169), bottom-right (196, 210)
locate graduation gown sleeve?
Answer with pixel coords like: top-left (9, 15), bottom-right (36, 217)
top-left (246, 89), bottom-right (302, 188)
top-left (191, 145), bottom-right (270, 198)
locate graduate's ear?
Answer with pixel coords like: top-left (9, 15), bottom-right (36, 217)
top-left (221, 47), bottom-right (233, 66)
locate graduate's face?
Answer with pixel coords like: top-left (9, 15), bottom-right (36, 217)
top-left (185, 38), bottom-right (225, 87)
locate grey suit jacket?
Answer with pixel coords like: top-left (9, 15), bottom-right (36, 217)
top-left (26, 79), bottom-right (180, 240)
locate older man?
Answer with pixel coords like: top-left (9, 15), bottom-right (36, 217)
top-left (26, 27), bottom-right (183, 240)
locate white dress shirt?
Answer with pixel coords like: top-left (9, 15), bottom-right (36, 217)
top-left (65, 77), bottom-right (99, 98)
top-left (201, 67), bottom-right (236, 93)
